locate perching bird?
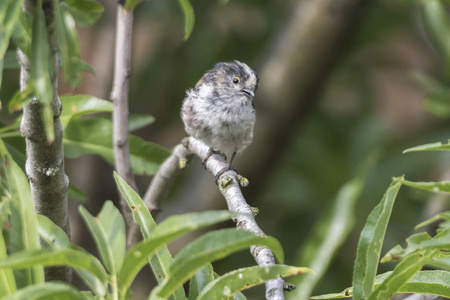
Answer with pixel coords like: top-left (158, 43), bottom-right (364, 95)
top-left (181, 60), bottom-right (259, 181)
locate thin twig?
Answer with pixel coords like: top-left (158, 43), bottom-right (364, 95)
top-left (19, 0), bottom-right (70, 282)
top-left (111, 3), bottom-right (140, 247)
top-left (143, 137), bottom-right (289, 300)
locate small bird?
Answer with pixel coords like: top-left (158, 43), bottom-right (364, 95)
top-left (181, 60), bottom-right (259, 182)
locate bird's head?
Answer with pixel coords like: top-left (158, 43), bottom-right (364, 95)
top-left (196, 60), bottom-right (259, 102)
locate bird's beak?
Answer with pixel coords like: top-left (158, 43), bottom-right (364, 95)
top-left (240, 89), bottom-right (255, 98)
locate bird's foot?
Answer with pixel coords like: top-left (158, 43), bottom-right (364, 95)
top-left (202, 148), bottom-right (226, 166)
top-left (215, 165), bottom-right (237, 185)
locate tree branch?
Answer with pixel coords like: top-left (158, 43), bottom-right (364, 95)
top-left (143, 137), bottom-right (289, 300)
top-left (111, 3), bottom-right (140, 247)
top-left (19, 0), bottom-right (70, 282)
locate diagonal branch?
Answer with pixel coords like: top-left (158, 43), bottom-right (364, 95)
top-left (142, 137), bottom-right (291, 300)
top-left (19, 0), bottom-right (70, 282)
top-left (111, 3), bottom-right (141, 247)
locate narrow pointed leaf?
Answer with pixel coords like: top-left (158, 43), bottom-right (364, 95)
top-left (37, 215), bottom-right (106, 296)
top-left (415, 211), bottom-right (450, 230)
top-left (311, 270), bottom-right (450, 299)
top-left (156, 229), bottom-right (284, 298)
top-left (352, 179), bottom-right (402, 299)
top-left (2, 282), bottom-right (85, 300)
top-left (114, 172), bottom-right (187, 300)
top-left (79, 201), bottom-right (126, 275)
top-left (398, 178), bottom-right (450, 193)
top-left (55, 2), bottom-right (82, 87)
top-left (65, 0), bottom-right (104, 26)
top-left (404, 141), bottom-right (450, 153)
top-left (0, 0), bottom-right (26, 59)
top-left (0, 215), bottom-right (17, 297)
top-left (177, 0), bottom-right (195, 40)
top-left (0, 247), bottom-right (107, 285)
top-left (196, 265), bottom-right (312, 300)
top-left (116, 206), bottom-right (232, 298)
top-left (368, 251), bottom-right (434, 300)
top-left (189, 265), bottom-right (214, 300)
top-left (30, 1), bottom-right (54, 142)
top-left (0, 139), bottom-right (44, 287)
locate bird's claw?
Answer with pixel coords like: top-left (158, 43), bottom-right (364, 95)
top-left (202, 148), bottom-right (226, 166)
top-left (215, 166), bottom-right (237, 185)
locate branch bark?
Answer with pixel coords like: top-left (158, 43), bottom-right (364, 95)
top-left (111, 3), bottom-right (140, 247)
top-left (19, 0), bottom-right (70, 282)
top-left (143, 137), bottom-right (289, 300)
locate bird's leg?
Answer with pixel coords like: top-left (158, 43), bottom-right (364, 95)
top-left (202, 148), bottom-right (225, 165)
top-left (215, 151), bottom-right (237, 183)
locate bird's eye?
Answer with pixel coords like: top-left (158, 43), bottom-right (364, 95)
top-left (232, 77), bottom-right (240, 84)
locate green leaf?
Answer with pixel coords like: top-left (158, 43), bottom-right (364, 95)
top-left (129, 114), bottom-right (155, 132)
top-left (123, 0), bottom-right (141, 10)
top-left (0, 0), bottom-right (26, 59)
top-left (177, 0), bottom-right (195, 40)
top-left (369, 250), bottom-right (435, 300)
top-left (36, 215), bottom-right (106, 296)
top-left (68, 183), bottom-right (86, 202)
top-left (64, 0), bottom-right (104, 27)
top-left (113, 172), bottom-right (188, 300)
top-left (0, 211), bottom-right (17, 297)
top-left (352, 179), bottom-right (402, 300)
top-left (0, 139), bottom-right (44, 287)
top-left (189, 265), bottom-right (214, 300)
top-left (12, 12), bottom-right (32, 55)
top-left (30, 0), bottom-right (54, 142)
top-left (60, 94), bottom-right (113, 129)
top-left (404, 141), bottom-right (450, 153)
top-left (292, 154), bottom-right (374, 299)
top-left (398, 177), bottom-right (450, 193)
top-left (79, 201), bottom-right (126, 275)
top-left (0, 247), bottom-right (108, 286)
top-left (116, 208), bottom-right (233, 298)
top-left (413, 72), bottom-right (450, 117)
top-left (8, 83), bottom-right (34, 113)
top-left (155, 229), bottom-right (284, 298)
top-left (311, 270), bottom-right (450, 299)
top-left (55, 2), bottom-right (82, 87)
top-left (64, 117), bottom-right (170, 175)
top-left (2, 282), bottom-right (85, 300)
top-left (415, 211), bottom-right (450, 230)
top-left (196, 265), bottom-right (312, 300)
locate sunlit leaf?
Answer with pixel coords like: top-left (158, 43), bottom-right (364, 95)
top-left (64, 0), bottom-right (104, 27)
top-left (311, 270), bottom-right (450, 299)
top-left (113, 172), bottom-right (188, 300)
top-left (398, 177), bottom-right (450, 193)
top-left (55, 3), bottom-right (82, 87)
top-left (79, 201), bottom-right (126, 275)
top-left (2, 282), bottom-right (85, 300)
top-left (0, 139), bottom-right (44, 287)
top-left (352, 179), bottom-right (402, 299)
top-left (403, 141), bottom-right (450, 153)
top-left (197, 265), bottom-right (313, 300)
top-left (177, 0), bottom-right (195, 40)
top-left (30, 0), bottom-right (54, 142)
top-left (154, 229), bottom-right (284, 298)
top-left (0, 0), bottom-right (26, 59)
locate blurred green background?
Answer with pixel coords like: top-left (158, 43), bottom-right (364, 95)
top-left (2, 0), bottom-right (450, 299)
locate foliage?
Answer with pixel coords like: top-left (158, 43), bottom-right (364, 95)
top-left (0, 142), bottom-right (311, 299)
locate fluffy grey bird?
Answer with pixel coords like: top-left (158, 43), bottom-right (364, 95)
top-left (181, 60), bottom-right (259, 181)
